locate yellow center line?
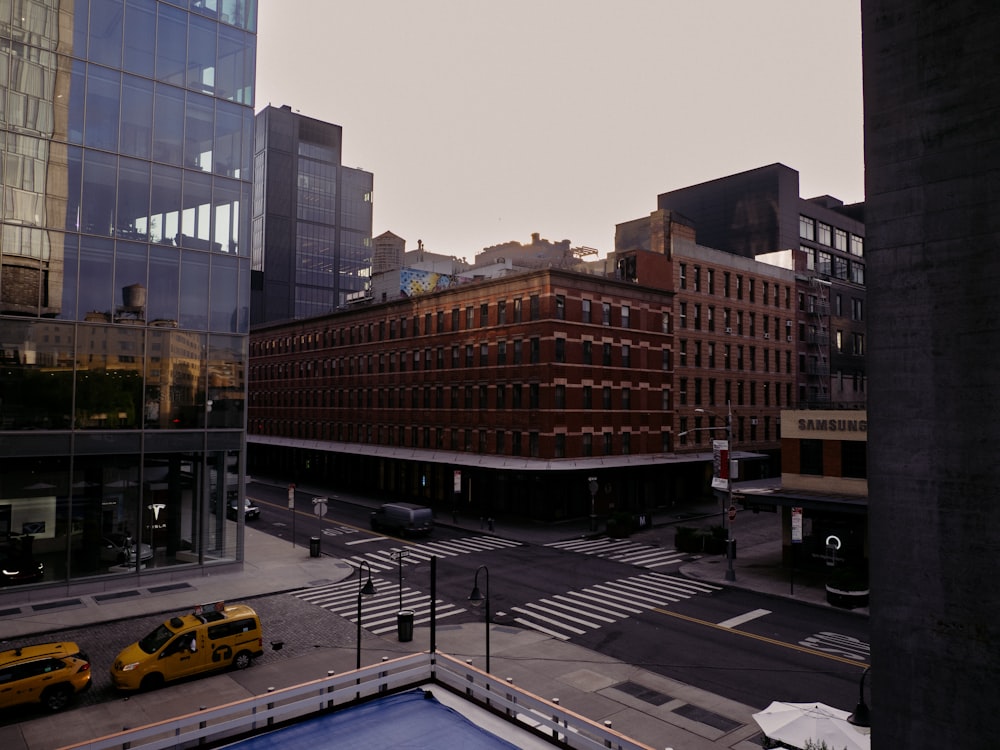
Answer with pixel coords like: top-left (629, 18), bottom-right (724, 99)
top-left (652, 607), bottom-right (869, 667)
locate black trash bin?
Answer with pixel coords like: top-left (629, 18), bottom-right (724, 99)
top-left (727, 538), bottom-right (737, 560)
top-left (396, 609), bottom-right (415, 642)
top-left (309, 536), bottom-right (321, 558)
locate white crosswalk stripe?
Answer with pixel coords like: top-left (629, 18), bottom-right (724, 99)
top-left (545, 537), bottom-right (687, 569)
top-left (511, 571), bottom-right (721, 641)
top-left (343, 535), bottom-right (523, 573)
top-left (294, 576), bottom-right (466, 636)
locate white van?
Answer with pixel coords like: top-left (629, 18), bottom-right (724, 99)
top-left (370, 503), bottom-right (434, 537)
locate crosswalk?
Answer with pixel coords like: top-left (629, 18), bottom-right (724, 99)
top-left (341, 535), bottom-right (523, 573)
top-left (295, 576), bottom-right (467, 636)
top-left (509, 572), bottom-right (721, 641)
top-left (544, 537), bottom-right (687, 570)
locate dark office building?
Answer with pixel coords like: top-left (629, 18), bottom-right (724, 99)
top-left (250, 106), bottom-right (373, 326)
top-left (863, 2), bottom-right (1000, 747)
top-left (0, 1), bottom-right (257, 602)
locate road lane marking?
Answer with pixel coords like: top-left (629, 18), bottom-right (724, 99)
top-left (651, 607), bottom-right (869, 667)
top-left (717, 608), bottom-right (772, 629)
top-left (345, 536), bottom-right (392, 545)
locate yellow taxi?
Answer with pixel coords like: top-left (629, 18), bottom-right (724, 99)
top-left (111, 601), bottom-right (263, 691)
top-left (0, 642), bottom-right (92, 712)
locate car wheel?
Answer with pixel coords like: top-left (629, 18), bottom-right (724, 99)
top-left (140, 672), bottom-right (164, 691)
top-left (233, 651), bottom-right (252, 670)
top-left (41, 684), bottom-right (73, 712)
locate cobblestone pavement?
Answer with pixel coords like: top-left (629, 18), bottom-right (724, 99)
top-left (0, 591), bottom-right (362, 724)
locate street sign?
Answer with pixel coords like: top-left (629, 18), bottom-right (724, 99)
top-left (791, 507), bottom-right (803, 543)
top-left (453, 470), bottom-right (462, 494)
top-left (287, 483), bottom-right (296, 508)
top-left (313, 498), bottom-right (327, 517)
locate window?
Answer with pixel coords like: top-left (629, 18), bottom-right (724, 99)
top-left (694, 304), bottom-right (701, 330)
top-left (817, 251), bottom-right (832, 276)
top-left (582, 340), bottom-right (592, 364)
top-left (662, 311), bottom-right (670, 334)
top-left (852, 333), bottom-right (865, 355)
top-left (497, 300), bottom-right (506, 324)
top-left (452, 308), bottom-right (460, 330)
top-left (496, 383), bottom-right (506, 409)
top-left (583, 385), bottom-right (592, 409)
top-left (724, 272), bottom-right (731, 297)
top-left (622, 387), bottom-right (631, 410)
top-left (817, 222), bottom-right (832, 246)
top-left (436, 310), bottom-right (444, 332)
top-left (582, 299), bottom-right (592, 323)
top-left (530, 337), bottom-right (540, 364)
top-left (555, 384), bottom-right (566, 409)
top-left (834, 256), bottom-right (848, 280)
top-left (621, 305), bottom-right (630, 329)
top-left (480, 303), bottom-right (489, 326)
top-left (850, 234), bottom-right (864, 257)
top-left (497, 340), bottom-right (507, 365)
top-left (799, 215), bottom-right (815, 240)
top-left (513, 340), bottom-right (522, 365)
top-left (529, 383), bottom-right (539, 409)
top-left (555, 338), bottom-right (566, 363)
top-left (679, 302), bottom-right (687, 328)
top-left (679, 377), bottom-right (687, 405)
top-left (466, 306), bottom-right (474, 329)
top-left (851, 262), bottom-right (865, 285)
top-left (622, 432), bottom-right (631, 455)
top-left (511, 431), bottom-right (521, 455)
top-left (602, 302), bottom-right (611, 325)
top-left (602, 386), bottom-right (612, 409)
top-left (555, 295), bottom-right (565, 320)
top-left (603, 432), bottom-right (613, 456)
top-left (736, 275), bottom-right (743, 300)
top-left (602, 342), bottom-right (612, 366)
top-left (800, 439), bottom-right (824, 475)
top-left (835, 227), bottom-right (848, 251)
top-left (707, 268), bottom-right (715, 294)
top-left (679, 263), bottom-right (687, 289)
top-left (582, 433), bottom-right (593, 456)
top-left (852, 298), bottom-right (863, 321)
top-left (836, 330), bottom-right (844, 353)
top-left (679, 340), bottom-right (687, 367)
top-left (530, 295), bottom-right (540, 320)
top-left (707, 306), bottom-right (715, 332)
top-left (622, 344), bottom-right (631, 367)
top-left (693, 266), bottom-right (700, 292)
top-left (480, 342), bottom-right (489, 366)
top-left (496, 430), bottom-right (505, 454)
top-left (512, 384), bottom-right (522, 409)
top-left (465, 344), bottom-right (473, 368)
top-left (513, 297), bottom-right (522, 323)
top-left (554, 433), bottom-right (565, 458)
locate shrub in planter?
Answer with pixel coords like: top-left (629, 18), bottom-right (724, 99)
top-left (674, 526), bottom-right (699, 552)
top-left (607, 512), bottom-right (633, 538)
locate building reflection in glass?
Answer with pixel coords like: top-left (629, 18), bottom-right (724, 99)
top-left (0, 1), bottom-right (256, 591)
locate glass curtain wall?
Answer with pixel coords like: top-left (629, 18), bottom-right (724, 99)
top-left (0, 0), bottom-right (256, 591)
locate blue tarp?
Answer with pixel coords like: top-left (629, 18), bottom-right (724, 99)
top-left (229, 689), bottom-right (522, 749)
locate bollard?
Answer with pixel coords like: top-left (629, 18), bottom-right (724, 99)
top-left (466, 659), bottom-right (474, 697)
top-left (122, 727), bottom-right (131, 750)
top-left (198, 706), bottom-right (207, 747)
top-left (604, 720), bottom-right (613, 748)
top-left (266, 687), bottom-right (276, 727)
top-left (552, 698), bottom-right (561, 740)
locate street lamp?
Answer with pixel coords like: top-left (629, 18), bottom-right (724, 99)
top-left (467, 565), bottom-right (491, 672)
top-left (694, 401), bottom-right (736, 582)
top-left (847, 666), bottom-right (871, 727)
top-left (356, 561), bottom-right (376, 670)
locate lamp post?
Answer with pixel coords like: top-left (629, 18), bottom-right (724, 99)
top-left (467, 564), bottom-right (491, 672)
top-left (356, 561), bottom-right (376, 670)
top-left (847, 666), bottom-right (871, 727)
top-left (694, 401), bottom-right (736, 582)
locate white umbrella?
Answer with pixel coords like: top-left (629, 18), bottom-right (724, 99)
top-left (752, 701), bottom-right (871, 750)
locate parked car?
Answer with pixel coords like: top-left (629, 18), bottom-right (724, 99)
top-left (110, 601), bottom-right (263, 691)
top-left (370, 503), bottom-right (434, 537)
top-left (0, 535), bottom-right (45, 585)
top-left (99, 533), bottom-right (153, 566)
top-left (0, 641), bottom-right (92, 711)
top-left (227, 496), bottom-right (260, 521)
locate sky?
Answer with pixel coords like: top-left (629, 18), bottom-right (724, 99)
top-left (255, 1), bottom-right (864, 258)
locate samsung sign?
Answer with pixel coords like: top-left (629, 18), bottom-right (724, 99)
top-left (783, 410), bottom-right (868, 440)
top-left (797, 418), bottom-right (867, 433)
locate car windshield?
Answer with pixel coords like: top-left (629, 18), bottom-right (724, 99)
top-left (137, 623), bottom-right (176, 654)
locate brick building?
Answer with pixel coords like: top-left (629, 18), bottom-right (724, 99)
top-left (249, 264), bottom-right (693, 521)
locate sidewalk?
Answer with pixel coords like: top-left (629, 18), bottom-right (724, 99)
top-left (0, 490), bottom-right (865, 750)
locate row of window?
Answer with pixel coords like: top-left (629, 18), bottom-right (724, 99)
top-left (678, 415), bottom-right (778, 445)
top-left (799, 216), bottom-right (864, 257)
top-left (801, 246), bottom-right (865, 284)
top-left (253, 382), bottom-right (651, 412)
top-left (677, 304), bottom-right (798, 339)
top-left (677, 341), bottom-right (794, 374)
top-left (678, 265), bottom-right (793, 305)
top-left (252, 296), bottom-right (666, 356)
top-left (252, 338), bottom-right (662, 380)
top-left (677, 379), bottom-right (792, 409)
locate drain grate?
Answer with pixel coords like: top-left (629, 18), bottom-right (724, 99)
top-left (148, 583), bottom-right (193, 594)
top-left (94, 590), bottom-right (141, 603)
top-left (614, 680), bottom-right (671, 706)
top-left (673, 703), bottom-right (742, 732)
top-left (32, 598), bottom-right (82, 612)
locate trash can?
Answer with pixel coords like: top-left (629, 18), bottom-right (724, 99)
top-left (309, 536), bottom-right (321, 558)
top-left (396, 609), bottom-right (415, 642)
top-left (727, 538), bottom-right (737, 560)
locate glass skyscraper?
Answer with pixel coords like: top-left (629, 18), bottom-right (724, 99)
top-left (0, 0), bottom-right (256, 595)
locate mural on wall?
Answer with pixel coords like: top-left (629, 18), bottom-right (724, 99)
top-left (399, 268), bottom-right (473, 297)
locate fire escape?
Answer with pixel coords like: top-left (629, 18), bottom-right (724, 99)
top-left (805, 279), bottom-right (831, 407)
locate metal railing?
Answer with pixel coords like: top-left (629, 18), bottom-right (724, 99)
top-left (58, 652), bottom-right (654, 750)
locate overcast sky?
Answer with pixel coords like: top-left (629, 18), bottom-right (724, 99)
top-left (255, 1), bottom-right (863, 258)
